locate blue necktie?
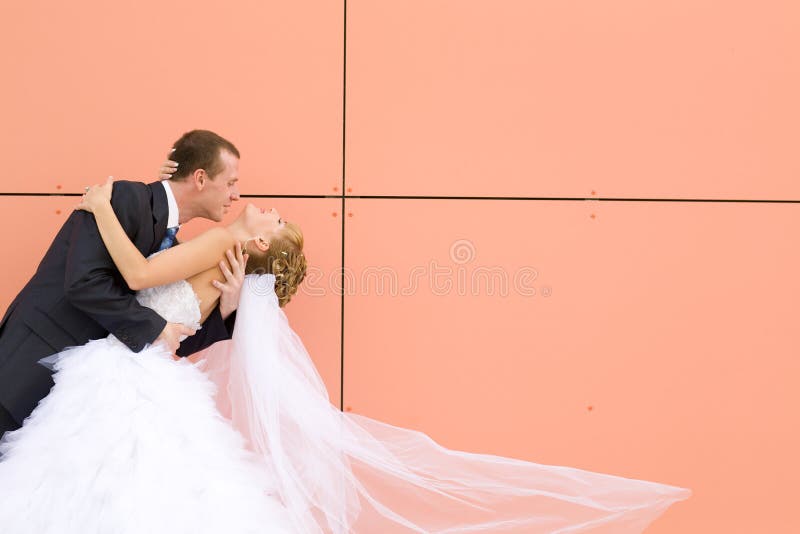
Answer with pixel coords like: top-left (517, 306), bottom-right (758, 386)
top-left (158, 226), bottom-right (179, 251)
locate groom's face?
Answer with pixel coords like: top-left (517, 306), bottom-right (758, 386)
top-left (201, 149), bottom-right (240, 221)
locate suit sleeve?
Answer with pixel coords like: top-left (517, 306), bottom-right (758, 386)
top-left (175, 307), bottom-right (236, 357)
top-left (63, 182), bottom-right (166, 352)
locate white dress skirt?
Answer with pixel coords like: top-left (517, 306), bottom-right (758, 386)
top-left (0, 277), bottom-right (295, 534)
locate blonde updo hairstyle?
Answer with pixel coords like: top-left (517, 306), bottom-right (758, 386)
top-left (244, 221), bottom-right (307, 307)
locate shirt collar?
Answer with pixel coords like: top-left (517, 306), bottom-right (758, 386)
top-left (161, 180), bottom-right (180, 229)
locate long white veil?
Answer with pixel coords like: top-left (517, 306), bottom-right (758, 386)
top-left (201, 274), bottom-right (690, 533)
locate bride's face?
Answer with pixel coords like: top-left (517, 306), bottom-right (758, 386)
top-left (241, 203), bottom-right (287, 242)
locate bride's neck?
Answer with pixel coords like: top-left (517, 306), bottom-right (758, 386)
top-left (224, 220), bottom-right (256, 243)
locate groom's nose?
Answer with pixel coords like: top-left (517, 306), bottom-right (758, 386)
top-left (230, 184), bottom-right (240, 201)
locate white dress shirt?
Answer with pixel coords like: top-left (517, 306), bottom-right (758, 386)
top-left (161, 181), bottom-right (180, 229)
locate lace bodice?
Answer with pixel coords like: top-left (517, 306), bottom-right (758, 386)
top-left (134, 250), bottom-right (203, 331)
top-left (135, 280), bottom-right (202, 332)
top-left (107, 250), bottom-right (278, 348)
top-left (104, 278), bottom-right (201, 348)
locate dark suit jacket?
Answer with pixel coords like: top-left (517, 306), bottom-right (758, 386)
top-left (0, 180), bottom-right (235, 425)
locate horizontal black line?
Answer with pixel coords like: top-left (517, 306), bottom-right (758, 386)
top-left (0, 192), bottom-right (797, 203)
top-left (0, 192), bottom-right (95, 197)
top-left (346, 196), bottom-right (800, 203)
top-left (0, 192), bottom-right (334, 199)
top-left (242, 194), bottom-right (334, 199)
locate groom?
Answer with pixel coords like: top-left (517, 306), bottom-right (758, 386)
top-left (0, 129), bottom-right (246, 440)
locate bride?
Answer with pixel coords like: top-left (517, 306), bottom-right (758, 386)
top-left (0, 177), bottom-right (690, 533)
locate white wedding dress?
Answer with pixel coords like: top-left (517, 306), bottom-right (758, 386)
top-left (0, 272), bottom-right (295, 533)
top-left (0, 270), bottom-right (691, 534)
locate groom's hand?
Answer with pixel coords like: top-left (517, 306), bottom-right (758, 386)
top-left (214, 242), bottom-right (248, 321)
top-left (155, 322), bottom-right (197, 353)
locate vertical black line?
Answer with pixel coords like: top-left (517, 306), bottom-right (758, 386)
top-left (339, 0), bottom-right (347, 412)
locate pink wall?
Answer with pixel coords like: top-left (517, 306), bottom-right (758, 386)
top-left (2, 1), bottom-right (799, 531)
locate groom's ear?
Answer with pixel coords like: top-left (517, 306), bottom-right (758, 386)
top-left (191, 169), bottom-right (208, 191)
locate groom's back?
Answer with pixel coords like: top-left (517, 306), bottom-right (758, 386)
top-left (0, 180), bottom-right (158, 424)
top-left (5, 210), bottom-right (118, 344)
top-left (2, 181), bottom-right (155, 339)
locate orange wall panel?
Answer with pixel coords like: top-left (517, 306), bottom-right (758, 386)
top-left (0, 1), bottom-right (342, 195)
top-left (342, 198), bottom-right (800, 533)
top-left (347, 1), bottom-right (800, 199)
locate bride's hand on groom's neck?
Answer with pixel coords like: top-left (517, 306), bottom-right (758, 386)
top-left (159, 148), bottom-right (179, 180)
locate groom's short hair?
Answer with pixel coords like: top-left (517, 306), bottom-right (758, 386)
top-left (169, 130), bottom-right (240, 181)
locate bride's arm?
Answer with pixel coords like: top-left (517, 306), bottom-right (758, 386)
top-left (77, 178), bottom-right (235, 290)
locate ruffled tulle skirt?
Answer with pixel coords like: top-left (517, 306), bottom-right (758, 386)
top-left (0, 337), bottom-right (294, 534)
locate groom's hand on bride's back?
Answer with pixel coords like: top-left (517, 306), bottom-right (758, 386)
top-left (155, 322), bottom-right (196, 353)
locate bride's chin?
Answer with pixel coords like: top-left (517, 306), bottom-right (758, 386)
top-left (230, 205), bottom-right (249, 222)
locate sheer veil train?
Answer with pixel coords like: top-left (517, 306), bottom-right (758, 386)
top-left (202, 273), bottom-right (690, 533)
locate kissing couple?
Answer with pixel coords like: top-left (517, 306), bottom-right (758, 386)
top-left (0, 129), bottom-right (689, 533)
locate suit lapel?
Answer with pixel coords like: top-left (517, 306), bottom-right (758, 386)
top-left (148, 181), bottom-right (169, 254)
